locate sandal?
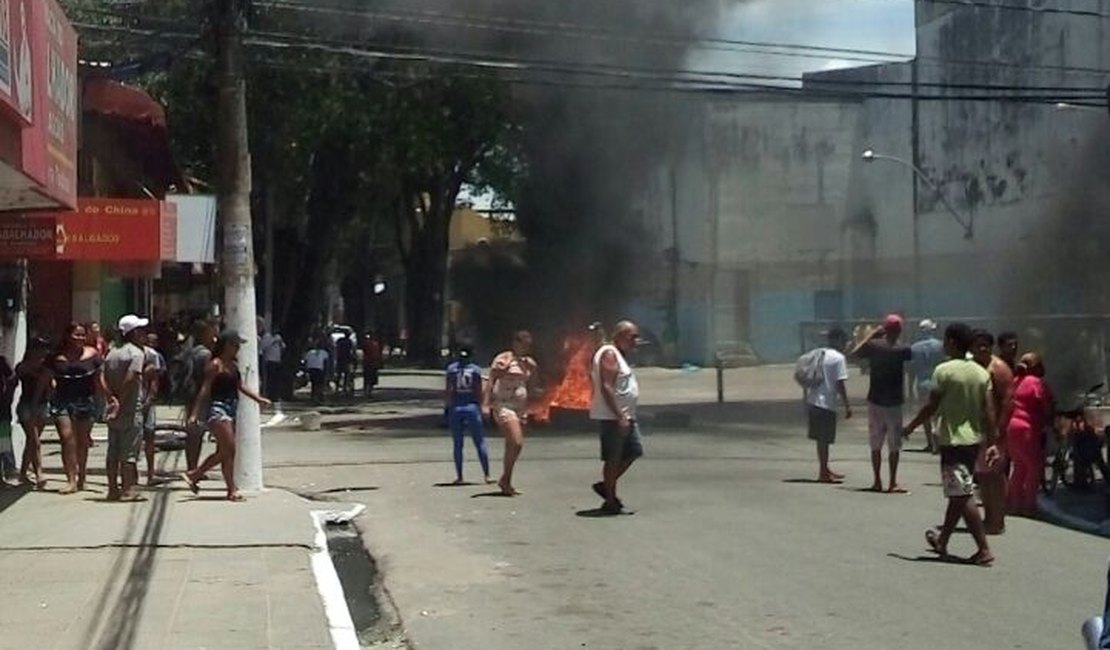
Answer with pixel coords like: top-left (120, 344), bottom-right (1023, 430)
top-left (180, 473), bottom-right (200, 495)
top-left (226, 493), bottom-right (246, 502)
top-left (967, 551), bottom-right (994, 567)
top-left (925, 529), bottom-right (947, 556)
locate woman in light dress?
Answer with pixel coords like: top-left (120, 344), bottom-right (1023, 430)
top-left (484, 330), bottom-right (538, 496)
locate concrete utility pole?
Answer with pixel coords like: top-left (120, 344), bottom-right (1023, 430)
top-left (215, 0), bottom-right (263, 492)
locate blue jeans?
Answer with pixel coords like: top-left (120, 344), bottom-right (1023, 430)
top-left (449, 403), bottom-right (489, 480)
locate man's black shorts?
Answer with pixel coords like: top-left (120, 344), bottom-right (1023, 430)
top-left (807, 405), bottom-right (837, 445)
top-left (599, 419), bottom-right (644, 464)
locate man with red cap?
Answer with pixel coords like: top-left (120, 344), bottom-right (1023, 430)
top-left (851, 314), bottom-right (913, 493)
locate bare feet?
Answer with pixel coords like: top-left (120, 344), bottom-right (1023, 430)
top-left (925, 529), bottom-right (947, 557)
top-left (498, 478), bottom-right (520, 496)
top-left (180, 473), bottom-right (199, 495)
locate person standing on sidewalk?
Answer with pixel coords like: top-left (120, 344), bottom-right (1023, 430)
top-left (361, 331), bottom-right (383, 399)
top-left (850, 314), bottom-right (913, 493)
top-left (972, 329), bottom-right (1014, 535)
top-left (304, 340), bottom-right (329, 405)
top-left (260, 328), bottom-right (286, 401)
top-left (0, 356), bottom-right (16, 485)
top-left (905, 322), bottom-right (998, 566)
top-left (590, 321), bottom-right (644, 514)
top-left (182, 330), bottom-right (271, 502)
top-left (181, 321), bottom-right (216, 472)
top-left (142, 332), bottom-right (167, 486)
top-left (103, 315), bottom-right (148, 501)
top-left (445, 347), bottom-right (491, 485)
top-left (804, 328), bottom-right (851, 484)
top-left (484, 330), bottom-right (538, 497)
top-left (49, 323), bottom-right (108, 494)
top-left (910, 319), bottom-right (944, 454)
top-left (16, 337), bottom-right (51, 488)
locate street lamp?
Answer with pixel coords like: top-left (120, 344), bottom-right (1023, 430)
top-left (861, 149), bottom-right (974, 240)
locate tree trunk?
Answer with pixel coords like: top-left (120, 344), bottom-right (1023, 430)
top-left (404, 196), bottom-right (451, 367)
top-left (214, 0), bottom-right (262, 491)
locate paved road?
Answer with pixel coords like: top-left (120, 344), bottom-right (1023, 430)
top-left (263, 367), bottom-right (1110, 650)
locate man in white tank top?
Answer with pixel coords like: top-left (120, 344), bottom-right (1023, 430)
top-left (590, 320), bottom-right (642, 514)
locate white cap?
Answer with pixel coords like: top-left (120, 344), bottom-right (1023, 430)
top-left (919, 319), bottom-right (937, 331)
top-left (118, 314), bottom-right (150, 336)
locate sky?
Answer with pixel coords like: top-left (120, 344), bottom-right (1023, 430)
top-left (692, 0), bottom-right (918, 79)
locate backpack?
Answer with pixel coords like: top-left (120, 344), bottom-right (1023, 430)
top-left (794, 348), bottom-right (827, 389)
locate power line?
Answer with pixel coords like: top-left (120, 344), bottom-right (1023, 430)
top-left (242, 31), bottom-right (1107, 103)
top-left (70, 20), bottom-right (1107, 101)
top-left (918, 0), bottom-right (1107, 19)
top-left (257, 0), bottom-right (916, 64)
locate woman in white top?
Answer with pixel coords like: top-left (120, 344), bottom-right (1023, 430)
top-left (484, 330), bottom-right (537, 496)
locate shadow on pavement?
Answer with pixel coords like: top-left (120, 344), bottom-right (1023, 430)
top-left (82, 484), bottom-right (172, 650)
top-left (782, 478), bottom-right (838, 485)
top-left (0, 484), bottom-right (30, 516)
top-left (471, 491), bottom-right (514, 498)
top-left (575, 508), bottom-right (634, 517)
top-left (887, 552), bottom-right (985, 567)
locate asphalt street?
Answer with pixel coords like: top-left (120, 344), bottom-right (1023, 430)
top-left (262, 367), bottom-right (1110, 650)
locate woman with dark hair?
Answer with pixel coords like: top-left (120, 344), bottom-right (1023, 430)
top-left (16, 337), bottom-right (52, 488)
top-left (484, 330), bottom-right (538, 496)
top-left (181, 329), bottom-right (271, 501)
top-left (49, 323), bottom-right (111, 494)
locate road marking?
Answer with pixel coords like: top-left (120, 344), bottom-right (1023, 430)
top-left (309, 504), bottom-right (367, 650)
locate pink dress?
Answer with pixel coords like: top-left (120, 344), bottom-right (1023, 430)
top-left (1006, 375), bottom-right (1051, 515)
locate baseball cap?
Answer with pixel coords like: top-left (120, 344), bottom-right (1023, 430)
top-left (218, 329), bottom-right (248, 345)
top-left (919, 319), bottom-right (938, 331)
top-left (118, 314), bottom-right (150, 336)
top-left (883, 314), bottom-right (904, 330)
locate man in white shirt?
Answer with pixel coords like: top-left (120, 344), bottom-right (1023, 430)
top-left (260, 330), bottom-right (286, 400)
top-left (805, 328), bottom-right (852, 483)
top-left (589, 320), bottom-right (642, 515)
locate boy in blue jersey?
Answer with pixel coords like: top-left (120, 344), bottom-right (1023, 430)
top-left (446, 348), bottom-right (492, 485)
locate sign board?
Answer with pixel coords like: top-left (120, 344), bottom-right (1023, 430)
top-left (0, 0), bottom-right (32, 126)
top-left (0, 198), bottom-right (178, 261)
top-left (19, 0), bottom-right (76, 210)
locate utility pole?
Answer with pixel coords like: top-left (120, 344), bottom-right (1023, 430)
top-left (215, 0), bottom-right (263, 492)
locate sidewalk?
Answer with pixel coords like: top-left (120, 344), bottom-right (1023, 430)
top-left (0, 442), bottom-right (334, 650)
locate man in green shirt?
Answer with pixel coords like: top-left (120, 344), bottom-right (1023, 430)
top-left (905, 322), bottom-right (999, 566)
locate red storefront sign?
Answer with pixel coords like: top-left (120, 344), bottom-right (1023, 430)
top-left (19, 0), bottom-right (76, 210)
top-left (0, 198), bottom-right (178, 261)
top-left (0, 0), bottom-right (33, 126)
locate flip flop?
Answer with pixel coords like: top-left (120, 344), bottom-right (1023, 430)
top-left (887, 486), bottom-right (910, 494)
top-left (180, 473), bottom-right (199, 495)
top-left (967, 551), bottom-right (994, 567)
top-left (925, 529), bottom-right (947, 556)
top-left (227, 493), bottom-right (246, 502)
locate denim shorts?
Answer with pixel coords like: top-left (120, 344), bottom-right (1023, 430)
top-left (50, 396), bottom-right (98, 422)
top-left (598, 419), bottom-right (644, 464)
top-left (207, 400), bottom-right (238, 424)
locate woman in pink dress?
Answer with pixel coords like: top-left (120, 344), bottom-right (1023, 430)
top-left (1007, 352), bottom-right (1053, 517)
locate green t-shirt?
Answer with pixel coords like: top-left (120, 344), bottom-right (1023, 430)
top-left (932, 358), bottom-right (991, 447)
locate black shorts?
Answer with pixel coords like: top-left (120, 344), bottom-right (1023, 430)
top-left (599, 419), bottom-right (644, 464)
top-left (807, 405), bottom-right (837, 445)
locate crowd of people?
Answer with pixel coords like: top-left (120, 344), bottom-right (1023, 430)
top-left (0, 315), bottom-right (270, 502)
top-left (802, 315), bottom-right (1076, 566)
top-left (444, 322), bottom-right (644, 513)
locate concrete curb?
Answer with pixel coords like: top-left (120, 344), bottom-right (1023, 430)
top-left (1037, 494), bottom-right (1110, 538)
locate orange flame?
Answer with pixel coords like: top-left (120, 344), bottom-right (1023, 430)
top-left (529, 333), bottom-right (596, 424)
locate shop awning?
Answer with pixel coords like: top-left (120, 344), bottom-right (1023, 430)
top-left (0, 159), bottom-right (66, 211)
top-left (82, 78), bottom-right (166, 128)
